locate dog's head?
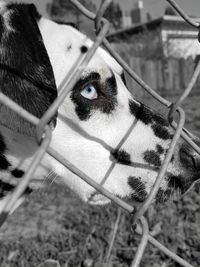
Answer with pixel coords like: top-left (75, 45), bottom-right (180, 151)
top-left (38, 15), bottom-right (200, 204)
top-left (1, 2), bottom-right (200, 205)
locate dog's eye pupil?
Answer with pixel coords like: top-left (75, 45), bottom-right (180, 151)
top-left (80, 85), bottom-right (98, 100)
top-left (86, 87), bottom-right (92, 93)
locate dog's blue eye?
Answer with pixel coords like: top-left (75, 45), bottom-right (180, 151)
top-left (80, 84), bottom-right (98, 100)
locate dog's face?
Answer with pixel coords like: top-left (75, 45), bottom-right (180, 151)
top-left (0, 2), bottom-right (200, 206)
top-left (38, 17), bottom-right (200, 204)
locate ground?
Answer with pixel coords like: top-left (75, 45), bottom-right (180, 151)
top-left (0, 94), bottom-right (199, 267)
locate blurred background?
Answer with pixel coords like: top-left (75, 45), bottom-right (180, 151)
top-left (1, 1), bottom-right (200, 267)
top-left (11, 0), bottom-right (200, 23)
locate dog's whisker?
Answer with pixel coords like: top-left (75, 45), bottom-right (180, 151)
top-left (48, 174), bottom-right (58, 187)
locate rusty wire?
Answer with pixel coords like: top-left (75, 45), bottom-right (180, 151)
top-left (0, 0), bottom-right (199, 266)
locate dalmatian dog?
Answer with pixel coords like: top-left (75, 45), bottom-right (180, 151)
top-left (0, 1), bottom-right (199, 214)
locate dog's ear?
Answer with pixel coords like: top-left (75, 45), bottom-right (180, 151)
top-left (0, 3), bottom-right (57, 136)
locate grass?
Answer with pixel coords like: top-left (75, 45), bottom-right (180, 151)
top-left (0, 93), bottom-right (200, 267)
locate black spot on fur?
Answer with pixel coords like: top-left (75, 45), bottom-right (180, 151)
top-left (120, 72), bottom-right (127, 86)
top-left (0, 155), bottom-right (11, 170)
top-left (71, 72), bottom-right (117, 120)
top-left (76, 72), bottom-right (101, 86)
top-left (168, 175), bottom-right (184, 193)
top-left (143, 150), bottom-right (161, 167)
top-left (156, 144), bottom-right (164, 154)
top-left (11, 169), bottom-right (24, 178)
top-left (0, 181), bottom-right (15, 198)
top-left (129, 100), bottom-right (153, 125)
top-left (53, 20), bottom-right (79, 29)
top-left (24, 187), bottom-right (33, 195)
top-left (129, 100), bottom-right (169, 129)
top-left (80, 45), bottom-right (88, 53)
top-left (106, 74), bottom-right (117, 95)
top-left (75, 104), bottom-right (91, 121)
top-left (156, 175), bottom-right (185, 202)
top-left (152, 113), bottom-right (169, 127)
top-left (156, 188), bottom-right (168, 203)
top-left (152, 124), bottom-right (171, 140)
top-left (170, 155), bottom-right (175, 163)
top-left (0, 3), bottom-right (57, 130)
top-left (111, 149), bottom-right (131, 165)
top-left (0, 180), bottom-right (32, 198)
top-left (0, 134), bottom-right (6, 153)
top-left (101, 74), bottom-right (117, 114)
top-left (128, 176), bottom-right (147, 202)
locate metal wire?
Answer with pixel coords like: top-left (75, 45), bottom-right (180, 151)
top-left (168, 60), bottom-right (200, 124)
top-left (0, 0), bottom-right (199, 266)
top-left (131, 217), bottom-right (149, 267)
top-left (166, 0), bottom-right (200, 28)
top-left (131, 107), bottom-right (186, 225)
top-left (0, 126), bottom-right (52, 226)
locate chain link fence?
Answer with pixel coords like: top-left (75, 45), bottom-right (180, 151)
top-left (0, 0), bottom-right (200, 266)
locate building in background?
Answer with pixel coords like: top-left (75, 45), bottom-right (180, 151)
top-left (122, 11), bottom-right (132, 28)
top-left (121, 0), bottom-right (146, 28)
top-left (130, 0), bottom-right (146, 24)
top-left (108, 14), bottom-right (200, 59)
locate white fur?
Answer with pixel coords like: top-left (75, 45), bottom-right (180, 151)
top-left (0, 14), bottom-right (192, 214)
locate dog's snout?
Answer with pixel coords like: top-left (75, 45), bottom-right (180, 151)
top-left (180, 143), bottom-right (200, 171)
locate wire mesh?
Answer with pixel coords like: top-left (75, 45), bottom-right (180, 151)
top-left (0, 0), bottom-right (200, 266)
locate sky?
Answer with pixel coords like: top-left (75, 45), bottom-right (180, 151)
top-left (11, 0), bottom-right (200, 20)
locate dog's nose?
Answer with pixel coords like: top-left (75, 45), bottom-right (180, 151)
top-left (180, 141), bottom-right (200, 172)
top-left (192, 155), bottom-right (200, 170)
top-left (190, 137), bottom-right (200, 170)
